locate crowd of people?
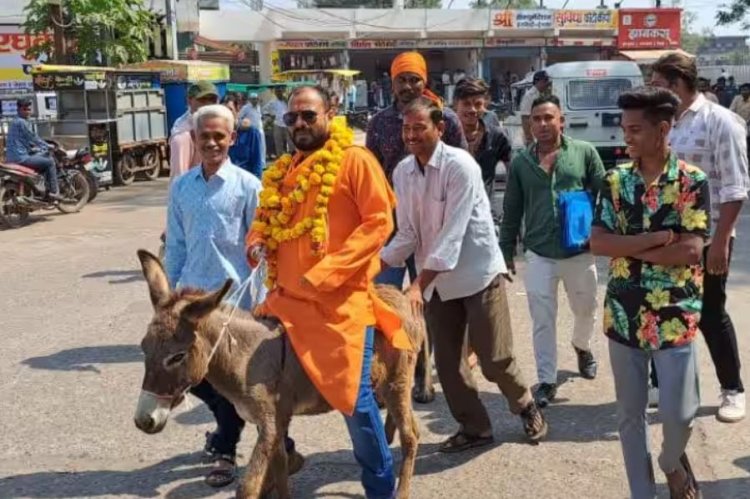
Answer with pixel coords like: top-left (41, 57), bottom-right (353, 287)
top-left (160, 49), bottom-right (747, 499)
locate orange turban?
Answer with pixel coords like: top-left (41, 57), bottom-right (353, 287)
top-left (391, 51), bottom-right (427, 82)
top-left (390, 51), bottom-right (443, 108)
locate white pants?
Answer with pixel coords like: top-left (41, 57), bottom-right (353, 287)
top-left (523, 251), bottom-right (598, 385)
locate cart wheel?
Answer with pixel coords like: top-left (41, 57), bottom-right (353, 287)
top-left (139, 149), bottom-right (160, 181)
top-left (114, 152), bottom-right (136, 186)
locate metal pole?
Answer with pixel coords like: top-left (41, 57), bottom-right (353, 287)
top-left (166, 0), bottom-right (179, 60)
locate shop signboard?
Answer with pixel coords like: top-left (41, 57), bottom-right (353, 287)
top-left (348, 39), bottom-right (417, 50)
top-left (617, 8), bottom-right (681, 49)
top-left (0, 27), bottom-right (52, 92)
top-left (491, 10), bottom-right (554, 30)
top-left (484, 38), bottom-right (547, 48)
top-left (418, 39), bottom-right (482, 49)
top-left (32, 71), bottom-right (108, 91)
top-left (554, 10), bottom-right (618, 30)
top-left (275, 40), bottom-right (347, 50)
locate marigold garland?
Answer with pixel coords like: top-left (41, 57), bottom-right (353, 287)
top-left (251, 121), bottom-right (354, 289)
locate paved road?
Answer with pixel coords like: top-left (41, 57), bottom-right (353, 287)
top-left (1, 178), bottom-right (748, 498)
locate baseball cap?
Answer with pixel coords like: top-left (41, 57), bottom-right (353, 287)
top-left (188, 81), bottom-right (219, 100)
top-left (249, 92), bottom-right (259, 98)
top-left (533, 70), bottom-right (549, 83)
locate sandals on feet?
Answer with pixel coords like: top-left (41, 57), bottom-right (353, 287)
top-left (439, 431), bottom-right (494, 454)
top-left (520, 402), bottom-right (548, 443)
top-left (668, 454), bottom-right (701, 499)
top-left (205, 455), bottom-right (236, 488)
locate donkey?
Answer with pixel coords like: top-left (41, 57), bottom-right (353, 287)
top-left (133, 250), bottom-right (424, 499)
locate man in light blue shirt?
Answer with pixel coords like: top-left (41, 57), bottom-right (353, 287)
top-left (165, 104), bottom-right (265, 488)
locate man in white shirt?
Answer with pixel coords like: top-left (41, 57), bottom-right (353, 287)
top-left (381, 97), bottom-right (548, 452)
top-left (237, 91), bottom-right (266, 163)
top-left (263, 86), bottom-right (294, 157)
top-left (519, 71), bottom-right (551, 145)
top-left (651, 52), bottom-right (750, 423)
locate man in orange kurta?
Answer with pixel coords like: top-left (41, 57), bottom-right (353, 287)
top-left (247, 85), bottom-right (411, 498)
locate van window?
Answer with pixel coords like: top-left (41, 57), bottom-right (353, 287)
top-left (566, 78), bottom-right (633, 110)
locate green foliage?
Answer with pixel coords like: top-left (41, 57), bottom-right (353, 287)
top-left (470, 0), bottom-right (538, 8)
top-left (717, 0), bottom-right (750, 30)
top-left (23, 0), bottom-right (157, 65)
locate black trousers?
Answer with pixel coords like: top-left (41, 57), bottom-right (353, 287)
top-left (191, 380), bottom-right (297, 457)
top-left (699, 240), bottom-right (744, 392)
top-left (650, 239), bottom-right (744, 392)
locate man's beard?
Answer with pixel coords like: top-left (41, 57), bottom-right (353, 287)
top-left (292, 129), bottom-right (328, 152)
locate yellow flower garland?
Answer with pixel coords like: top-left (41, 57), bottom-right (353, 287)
top-left (252, 121), bottom-right (354, 289)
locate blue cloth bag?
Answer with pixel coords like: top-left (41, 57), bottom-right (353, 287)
top-left (557, 190), bottom-right (593, 254)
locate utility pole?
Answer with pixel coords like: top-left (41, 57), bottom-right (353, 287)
top-left (48, 0), bottom-right (67, 64)
top-left (166, 0), bottom-right (179, 60)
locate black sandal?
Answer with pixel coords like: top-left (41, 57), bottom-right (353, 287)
top-left (520, 402), bottom-right (548, 443)
top-left (204, 455), bottom-right (236, 488)
top-left (669, 453), bottom-right (701, 499)
top-left (439, 431), bottom-right (494, 454)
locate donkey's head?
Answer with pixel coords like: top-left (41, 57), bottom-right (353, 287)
top-left (133, 249), bottom-right (232, 434)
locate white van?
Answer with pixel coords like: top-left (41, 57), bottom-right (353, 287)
top-left (505, 60), bottom-right (644, 168)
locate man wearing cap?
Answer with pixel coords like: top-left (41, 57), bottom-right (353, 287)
top-left (169, 81), bottom-right (219, 181)
top-left (520, 71), bottom-right (552, 145)
top-left (367, 51), bottom-right (467, 289)
top-left (236, 91), bottom-right (267, 171)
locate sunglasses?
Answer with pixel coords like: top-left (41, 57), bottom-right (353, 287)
top-left (283, 110), bottom-right (318, 127)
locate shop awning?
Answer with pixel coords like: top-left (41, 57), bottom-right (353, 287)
top-left (277, 69), bottom-right (361, 77)
top-left (618, 48), bottom-right (694, 63)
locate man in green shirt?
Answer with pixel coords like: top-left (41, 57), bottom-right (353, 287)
top-left (500, 95), bottom-right (605, 408)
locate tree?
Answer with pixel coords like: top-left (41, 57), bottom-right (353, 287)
top-left (717, 0), bottom-right (750, 29)
top-left (23, 0), bottom-right (158, 66)
top-left (681, 10), bottom-right (712, 54)
top-left (470, 0), bottom-right (538, 8)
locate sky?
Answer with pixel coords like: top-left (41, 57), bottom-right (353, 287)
top-left (223, 0), bottom-right (743, 36)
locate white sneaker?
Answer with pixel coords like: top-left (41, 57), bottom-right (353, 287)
top-left (717, 390), bottom-right (746, 423)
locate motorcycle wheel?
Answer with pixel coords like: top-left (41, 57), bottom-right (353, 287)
top-left (57, 170), bottom-right (90, 214)
top-left (0, 182), bottom-right (30, 229)
top-left (84, 169), bottom-right (99, 202)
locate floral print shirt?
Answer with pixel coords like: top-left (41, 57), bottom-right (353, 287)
top-left (593, 155), bottom-right (710, 351)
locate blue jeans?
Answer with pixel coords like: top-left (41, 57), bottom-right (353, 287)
top-left (21, 153), bottom-right (59, 194)
top-left (375, 254), bottom-right (417, 287)
top-left (343, 326), bottom-right (395, 499)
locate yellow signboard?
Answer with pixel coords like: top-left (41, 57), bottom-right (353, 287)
top-left (121, 60), bottom-right (230, 82)
top-left (554, 10), bottom-right (618, 29)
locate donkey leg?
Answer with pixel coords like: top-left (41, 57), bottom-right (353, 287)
top-left (237, 419), bottom-right (279, 499)
top-left (389, 389), bottom-right (419, 497)
top-left (412, 328), bottom-right (435, 404)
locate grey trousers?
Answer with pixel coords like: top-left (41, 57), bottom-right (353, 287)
top-left (608, 339), bottom-right (700, 499)
top-left (272, 125), bottom-right (294, 156)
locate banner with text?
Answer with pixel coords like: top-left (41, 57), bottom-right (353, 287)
top-left (554, 10), bottom-right (618, 30)
top-left (617, 8), bottom-right (681, 49)
top-left (491, 10), bottom-right (554, 30)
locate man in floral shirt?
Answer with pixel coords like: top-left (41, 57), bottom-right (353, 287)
top-left (591, 87), bottom-right (709, 499)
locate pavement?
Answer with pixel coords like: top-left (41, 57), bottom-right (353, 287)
top-left (0, 176), bottom-right (749, 499)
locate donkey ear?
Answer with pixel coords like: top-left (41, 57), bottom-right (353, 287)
top-left (137, 249), bottom-right (171, 309)
top-left (182, 279), bottom-right (234, 322)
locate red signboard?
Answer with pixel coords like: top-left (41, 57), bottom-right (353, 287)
top-left (617, 8), bottom-right (681, 49)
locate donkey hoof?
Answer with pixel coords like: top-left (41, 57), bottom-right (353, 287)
top-left (412, 385), bottom-right (435, 404)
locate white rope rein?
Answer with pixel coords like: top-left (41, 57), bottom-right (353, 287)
top-left (205, 262), bottom-right (266, 364)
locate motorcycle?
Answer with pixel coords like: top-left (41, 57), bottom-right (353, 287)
top-left (46, 140), bottom-right (99, 202)
top-left (0, 147), bottom-right (91, 229)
